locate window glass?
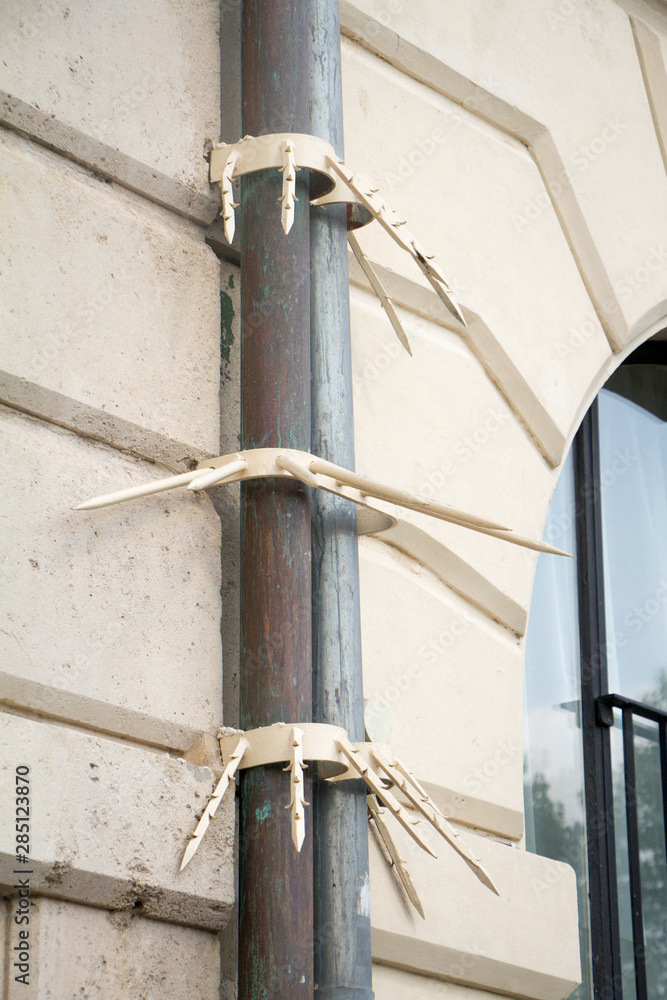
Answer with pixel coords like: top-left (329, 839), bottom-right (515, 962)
top-left (524, 453), bottom-right (593, 1000)
top-left (525, 354), bottom-right (667, 1000)
top-left (609, 713), bottom-right (637, 1000)
top-left (600, 364), bottom-right (667, 997)
top-left (599, 366), bottom-right (667, 710)
top-left (610, 709), bottom-right (667, 1000)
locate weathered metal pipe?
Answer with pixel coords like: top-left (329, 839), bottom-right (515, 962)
top-left (309, 1), bottom-right (375, 996)
top-left (239, 1), bottom-right (313, 997)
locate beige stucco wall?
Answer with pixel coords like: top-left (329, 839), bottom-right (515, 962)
top-left (1, 0), bottom-right (666, 997)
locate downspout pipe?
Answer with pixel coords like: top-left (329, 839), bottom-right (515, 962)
top-left (238, 1), bottom-right (313, 997)
top-left (309, 3), bottom-right (375, 998)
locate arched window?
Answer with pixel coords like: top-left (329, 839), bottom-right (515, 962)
top-left (524, 339), bottom-right (667, 1000)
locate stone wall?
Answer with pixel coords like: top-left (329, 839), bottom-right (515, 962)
top-left (0, 2), bottom-right (231, 996)
top-left (339, 1), bottom-right (667, 994)
top-left (2, 0), bottom-right (667, 997)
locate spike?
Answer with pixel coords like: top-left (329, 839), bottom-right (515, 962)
top-left (186, 458), bottom-right (248, 492)
top-left (368, 794), bottom-right (425, 918)
top-left (308, 457), bottom-right (571, 555)
top-left (327, 157), bottom-right (467, 328)
top-left (411, 242), bottom-right (467, 326)
top-left (180, 735), bottom-right (249, 871)
top-left (275, 453), bottom-right (321, 488)
top-left (279, 140), bottom-right (299, 235)
top-left (374, 752), bottom-right (499, 895)
top-left (283, 727), bottom-right (308, 852)
top-left (336, 736), bottom-right (436, 857)
top-left (477, 528), bottom-right (571, 558)
top-left (74, 467), bottom-right (217, 511)
top-left (308, 457), bottom-right (507, 532)
top-left (348, 232), bottom-right (412, 356)
top-left (220, 149), bottom-right (239, 244)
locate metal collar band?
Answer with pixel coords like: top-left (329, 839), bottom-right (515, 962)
top-left (210, 131), bottom-right (467, 354)
top-left (179, 720), bottom-right (499, 917)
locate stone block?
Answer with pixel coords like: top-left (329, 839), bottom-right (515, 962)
top-left (350, 285), bottom-right (554, 618)
top-left (0, 408), bottom-right (223, 748)
top-left (0, 713), bottom-right (235, 930)
top-left (359, 537), bottom-right (524, 839)
top-left (0, 0), bottom-right (220, 193)
top-left (372, 965), bottom-right (515, 1000)
top-left (0, 899), bottom-right (6, 990)
top-left (4, 897), bottom-right (221, 999)
top-left (0, 129), bottom-right (221, 454)
top-left (342, 1), bottom-right (667, 338)
top-left (342, 44), bottom-right (613, 428)
top-left (370, 830), bottom-right (581, 1000)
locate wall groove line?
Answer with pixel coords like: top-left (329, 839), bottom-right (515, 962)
top-left (339, 0), bottom-right (628, 353)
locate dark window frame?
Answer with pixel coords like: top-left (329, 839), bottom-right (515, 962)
top-left (573, 338), bottom-right (667, 1000)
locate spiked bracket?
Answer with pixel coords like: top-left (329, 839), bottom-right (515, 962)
top-left (74, 447), bottom-right (570, 557)
top-left (179, 721), bottom-right (499, 916)
top-left (209, 132), bottom-right (466, 354)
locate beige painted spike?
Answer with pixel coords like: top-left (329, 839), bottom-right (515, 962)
top-left (421, 268), bottom-right (467, 326)
top-left (187, 457), bottom-right (248, 491)
top-left (374, 752), bottom-right (499, 896)
top-left (283, 726), bottom-right (308, 852)
top-left (327, 157), bottom-right (466, 327)
top-left (310, 456), bottom-right (569, 555)
top-left (74, 446), bottom-right (570, 556)
top-left (474, 526), bottom-right (571, 558)
top-left (411, 237), bottom-right (452, 286)
top-left (279, 139), bottom-right (299, 235)
top-left (386, 497), bottom-right (569, 556)
top-left (368, 794), bottom-right (425, 919)
top-left (180, 735), bottom-right (250, 871)
top-left (73, 467), bottom-right (216, 511)
top-left (348, 232), bottom-right (412, 356)
top-left (221, 149), bottom-right (239, 244)
top-left (335, 735), bottom-right (437, 858)
top-left (390, 756), bottom-right (435, 802)
top-left (276, 453), bottom-right (321, 488)
top-left (308, 456), bottom-right (507, 533)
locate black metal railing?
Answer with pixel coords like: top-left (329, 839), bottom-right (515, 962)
top-left (597, 693), bottom-right (667, 1000)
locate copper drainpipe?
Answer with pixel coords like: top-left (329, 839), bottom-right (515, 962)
top-left (238, 1), bottom-right (373, 996)
top-left (308, 0), bottom-right (374, 997)
top-left (239, 1), bottom-right (313, 997)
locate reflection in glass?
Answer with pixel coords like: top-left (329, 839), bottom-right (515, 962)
top-left (610, 712), bottom-right (637, 1000)
top-left (599, 367), bottom-right (667, 710)
top-left (611, 709), bottom-right (667, 1000)
top-left (599, 363), bottom-right (667, 997)
top-left (634, 719), bottom-right (667, 998)
top-left (524, 453), bottom-right (592, 1000)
